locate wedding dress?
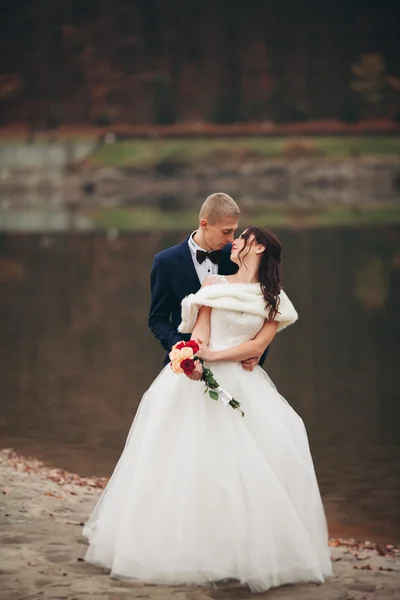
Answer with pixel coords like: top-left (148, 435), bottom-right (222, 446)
top-left (83, 276), bottom-right (332, 592)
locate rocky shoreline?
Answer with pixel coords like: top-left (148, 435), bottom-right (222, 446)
top-left (0, 449), bottom-right (399, 600)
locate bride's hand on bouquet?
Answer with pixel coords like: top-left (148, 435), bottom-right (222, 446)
top-left (196, 340), bottom-right (214, 363)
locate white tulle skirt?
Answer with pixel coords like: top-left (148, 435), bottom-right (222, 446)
top-left (83, 362), bottom-right (332, 592)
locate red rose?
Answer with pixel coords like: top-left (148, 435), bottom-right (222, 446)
top-left (175, 341), bottom-right (186, 350)
top-left (180, 358), bottom-right (196, 375)
top-left (186, 340), bottom-right (200, 354)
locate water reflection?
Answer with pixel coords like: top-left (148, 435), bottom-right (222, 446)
top-left (1, 228), bottom-right (399, 542)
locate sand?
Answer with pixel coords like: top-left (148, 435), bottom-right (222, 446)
top-left (1, 449), bottom-right (399, 600)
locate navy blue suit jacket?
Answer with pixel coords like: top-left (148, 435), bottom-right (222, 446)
top-left (148, 237), bottom-right (269, 366)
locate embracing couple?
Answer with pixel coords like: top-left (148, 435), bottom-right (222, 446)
top-left (83, 193), bottom-right (332, 593)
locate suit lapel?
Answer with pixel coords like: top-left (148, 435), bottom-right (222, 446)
top-left (178, 239), bottom-right (201, 293)
top-left (218, 243), bottom-right (237, 275)
top-left (218, 253), bottom-right (228, 275)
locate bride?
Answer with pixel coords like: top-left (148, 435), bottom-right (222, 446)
top-left (83, 226), bottom-right (332, 592)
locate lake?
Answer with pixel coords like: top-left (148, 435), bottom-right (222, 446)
top-left (1, 226), bottom-right (399, 542)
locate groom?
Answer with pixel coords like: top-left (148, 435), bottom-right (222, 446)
top-left (148, 192), bottom-right (266, 370)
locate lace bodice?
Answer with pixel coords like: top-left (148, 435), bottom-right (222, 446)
top-left (207, 275), bottom-right (265, 351)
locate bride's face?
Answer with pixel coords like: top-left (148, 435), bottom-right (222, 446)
top-left (231, 231), bottom-right (264, 265)
top-left (231, 231), bottom-right (251, 264)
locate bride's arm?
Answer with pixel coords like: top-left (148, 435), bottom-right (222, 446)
top-left (190, 278), bottom-right (212, 345)
top-left (191, 305), bottom-right (211, 346)
top-left (197, 318), bottom-right (279, 363)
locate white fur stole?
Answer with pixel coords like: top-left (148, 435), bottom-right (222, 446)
top-left (178, 283), bottom-right (298, 334)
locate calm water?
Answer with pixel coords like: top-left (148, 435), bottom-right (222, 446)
top-left (1, 227), bottom-right (399, 542)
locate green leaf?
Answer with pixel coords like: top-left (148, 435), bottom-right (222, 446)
top-left (208, 391), bottom-right (219, 401)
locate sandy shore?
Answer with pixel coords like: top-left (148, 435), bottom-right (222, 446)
top-left (1, 449), bottom-right (399, 600)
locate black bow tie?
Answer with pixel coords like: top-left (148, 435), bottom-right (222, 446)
top-left (196, 249), bottom-right (221, 265)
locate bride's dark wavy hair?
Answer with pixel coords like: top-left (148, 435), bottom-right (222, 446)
top-left (237, 226), bottom-right (282, 321)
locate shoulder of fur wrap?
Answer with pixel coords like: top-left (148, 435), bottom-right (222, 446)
top-left (275, 290), bottom-right (298, 332)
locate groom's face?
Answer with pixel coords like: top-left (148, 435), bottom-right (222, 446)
top-left (202, 216), bottom-right (239, 250)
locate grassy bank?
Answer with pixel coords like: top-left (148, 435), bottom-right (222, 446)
top-left (83, 205), bottom-right (400, 231)
top-left (87, 136), bottom-right (400, 168)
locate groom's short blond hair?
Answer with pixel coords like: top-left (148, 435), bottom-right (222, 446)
top-left (199, 193), bottom-right (240, 224)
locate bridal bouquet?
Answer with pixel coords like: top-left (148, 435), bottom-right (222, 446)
top-left (169, 340), bottom-right (244, 416)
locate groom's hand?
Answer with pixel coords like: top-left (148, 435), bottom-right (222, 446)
top-left (241, 357), bottom-right (260, 371)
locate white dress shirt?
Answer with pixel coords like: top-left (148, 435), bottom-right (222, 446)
top-left (188, 231), bottom-right (218, 285)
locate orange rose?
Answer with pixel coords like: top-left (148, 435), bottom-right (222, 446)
top-left (180, 347), bottom-right (194, 359)
top-left (169, 348), bottom-right (182, 361)
top-left (171, 359), bottom-right (183, 374)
